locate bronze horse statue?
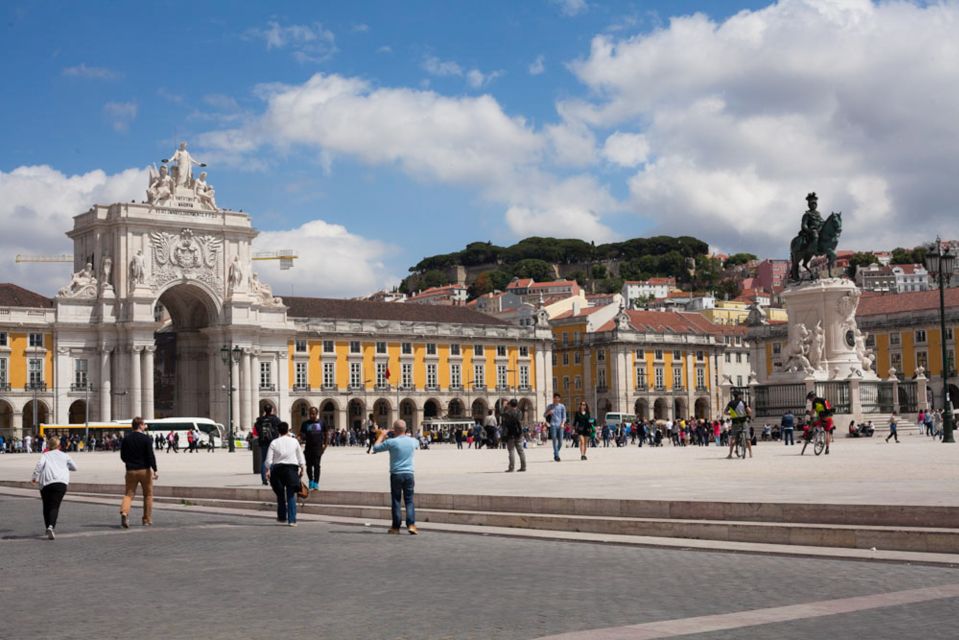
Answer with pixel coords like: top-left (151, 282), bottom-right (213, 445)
top-left (790, 211), bottom-right (842, 280)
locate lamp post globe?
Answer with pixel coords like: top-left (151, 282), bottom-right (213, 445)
top-left (924, 237), bottom-right (955, 444)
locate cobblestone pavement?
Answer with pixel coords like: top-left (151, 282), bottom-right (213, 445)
top-left (2, 434), bottom-right (956, 505)
top-left (2, 494), bottom-right (957, 640)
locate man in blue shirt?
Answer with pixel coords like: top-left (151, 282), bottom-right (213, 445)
top-left (781, 410), bottom-right (795, 446)
top-left (372, 419), bottom-right (420, 534)
top-left (545, 393), bottom-right (567, 462)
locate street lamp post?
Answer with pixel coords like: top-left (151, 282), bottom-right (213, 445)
top-left (924, 237), bottom-right (956, 443)
top-left (84, 381), bottom-right (96, 444)
top-left (220, 345), bottom-right (242, 452)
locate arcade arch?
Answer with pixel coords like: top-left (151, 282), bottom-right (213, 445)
top-left (0, 400), bottom-right (13, 432)
top-left (373, 398), bottom-right (392, 428)
top-left (320, 400), bottom-right (337, 431)
top-left (695, 398), bottom-right (710, 419)
top-left (653, 398), bottom-right (669, 421)
top-left (22, 400), bottom-right (49, 432)
top-left (68, 400), bottom-right (87, 424)
top-left (634, 399), bottom-right (649, 421)
top-left (290, 399), bottom-right (311, 433)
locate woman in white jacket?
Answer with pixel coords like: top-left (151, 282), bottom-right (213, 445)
top-left (31, 436), bottom-right (77, 540)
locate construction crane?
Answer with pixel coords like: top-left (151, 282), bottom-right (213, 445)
top-left (252, 250), bottom-right (298, 270)
top-left (16, 251), bottom-right (298, 270)
top-left (15, 254), bottom-right (73, 263)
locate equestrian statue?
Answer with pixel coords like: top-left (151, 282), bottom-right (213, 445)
top-left (789, 192), bottom-right (843, 281)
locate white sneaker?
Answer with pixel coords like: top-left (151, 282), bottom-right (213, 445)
top-left (46, 526), bottom-right (55, 540)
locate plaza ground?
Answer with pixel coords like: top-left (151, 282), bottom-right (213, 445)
top-left (1, 431), bottom-right (956, 506)
top-left (1, 492), bottom-right (957, 640)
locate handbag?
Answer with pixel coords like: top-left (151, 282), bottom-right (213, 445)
top-left (297, 480), bottom-right (309, 499)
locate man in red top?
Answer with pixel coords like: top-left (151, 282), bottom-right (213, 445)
top-left (803, 391), bottom-right (834, 454)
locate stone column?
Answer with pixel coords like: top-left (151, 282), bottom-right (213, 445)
top-left (249, 350), bottom-right (260, 428)
top-left (99, 348), bottom-right (111, 422)
top-left (240, 349), bottom-right (252, 431)
top-left (142, 346), bottom-right (155, 420)
top-left (916, 369), bottom-right (929, 412)
top-left (130, 346), bottom-right (142, 418)
top-left (848, 377), bottom-right (862, 422)
top-left (231, 357), bottom-right (241, 434)
top-left (889, 370), bottom-right (901, 415)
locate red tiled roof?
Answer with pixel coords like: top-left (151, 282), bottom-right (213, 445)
top-left (284, 296), bottom-right (506, 325)
top-left (506, 278), bottom-right (534, 289)
top-left (529, 280), bottom-right (577, 289)
top-left (0, 283), bottom-right (54, 308)
top-left (857, 288), bottom-right (959, 317)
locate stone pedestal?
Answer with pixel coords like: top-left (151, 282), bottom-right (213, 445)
top-left (775, 278), bottom-right (878, 382)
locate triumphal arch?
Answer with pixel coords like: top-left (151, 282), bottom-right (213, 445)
top-left (54, 143), bottom-right (292, 430)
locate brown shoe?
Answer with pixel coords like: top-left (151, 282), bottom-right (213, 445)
top-left (408, 525), bottom-right (418, 535)
top-left (387, 528), bottom-right (400, 534)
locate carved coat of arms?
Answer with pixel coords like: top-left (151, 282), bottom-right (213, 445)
top-left (150, 228), bottom-right (223, 292)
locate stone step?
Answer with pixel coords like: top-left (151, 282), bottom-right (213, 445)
top-left (44, 485), bottom-right (955, 555)
top-left (27, 481), bottom-right (954, 528)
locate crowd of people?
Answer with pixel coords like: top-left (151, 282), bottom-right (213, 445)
top-left (0, 431), bottom-right (128, 454)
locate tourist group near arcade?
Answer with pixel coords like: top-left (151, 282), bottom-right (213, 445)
top-left (0, 147), bottom-right (956, 441)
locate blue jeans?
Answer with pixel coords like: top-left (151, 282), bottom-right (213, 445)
top-left (259, 445), bottom-right (271, 483)
top-left (389, 473), bottom-right (415, 529)
top-left (549, 425), bottom-right (563, 459)
top-left (783, 429), bottom-right (794, 445)
top-left (270, 464), bottom-right (299, 524)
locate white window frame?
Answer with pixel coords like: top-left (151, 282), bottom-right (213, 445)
top-left (519, 364), bottom-right (529, 389)
top-left (473, 363), bottom-right (485, 389)
top-left (0, 332), bottom-right (7, 347)
top-left (376, 362), bottom-right (388, 387)
top-left (636, 366), bottom-right (646, 389)
top-left (426, 363), bottom-right (438, 389)
top-left (496, 345), bottom-right (507, 357)
top-left (349, 340), bottom-right (361, 354)
top-left (322, 340), bottom-right (335, 353)
top-left (672, 366), bottom-right (683, 389)
top-left (401, 363), bottom-right (413, 389)
top-left (426, 343), bottom-right (437, 356)
top-left (73, 358), bottom-right (88, 389)
top-left (915, 329), bottom-right (927, 344)
top-left (519, 346), bottom-right (529, 357)
top-left (294, 361), bottom-right (308, 388)
top-left (376, 341), bottom-right (387, 354)
top-left (497, 364), bottom-right (508, 389)
top-left (349, 362), bottom-right (362, 388)
top-left (259, 361), bottom-right (272, 389)
top-left (450, 362), bottom-right (462, 388)
top-left (450, 343), bottom-right (461, 356)
top-left (473, 344), bottom-right (484, 357)
top-left (401, 342), bottom-right (412, 355)
top-left (322, 361), bottom-right (335, 388)
top-left (294, 338), bottom-right (307, 353)
top-left (0, 357), bottom-right (7, 385)
top-left (696, 367), bottom-right (705, 389)
top-left (597, 368), bottom-right (607, 388)
top-left (654, 366), bottom-right (664, 389)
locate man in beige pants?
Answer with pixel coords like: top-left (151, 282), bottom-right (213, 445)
top-left (119, 417), bottom-right (158, 527)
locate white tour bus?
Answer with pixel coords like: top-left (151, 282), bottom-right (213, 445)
top-left (116, 417), bottom-right (226, 447)
top-left (604, 412), bottom-right (636, 427)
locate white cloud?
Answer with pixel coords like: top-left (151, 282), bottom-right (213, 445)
top-left (422, 55), bottom-right (463, 77)
top-left (197, 73), bottom-right (620, 248)
top-left (0, 165), bottom-right (146, 295)
top-left (506, 205), bottom-right (611, 243)
top-left (253, 219), bottom-right (397, 297)
top-left (567, 0), bottom-right (959, 255)
top-left (552, 0), bottom-right (588, 17)
top-left (528, 55), bottom-right (545, 75)
top-left (546, 120), bottom-right (597, 167)
top-left (423, 55), bottom-right (503, 88)
top-left (351, 23), bottom-right (369, 33)
top-left (602, 132), bottom-right (649, 167)
top-left (62, 63), bottom-right (120, 80)
top-left (247, 21), bottom-right (337, 63)
top-left (103, 101), bottom-right (137, 132)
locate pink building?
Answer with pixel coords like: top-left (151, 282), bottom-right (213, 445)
top-left (754, 259), bottom-right (790, 293)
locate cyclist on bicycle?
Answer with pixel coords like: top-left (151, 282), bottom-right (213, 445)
top-left (725, 389), bottom-right (752, 459)
top-left (801, 391), bottom-right (834, 455)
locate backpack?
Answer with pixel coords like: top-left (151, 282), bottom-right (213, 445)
top-left (256, 417), bottom-right (278, 446)
top-left (816, 398), bottom-right (834, 417)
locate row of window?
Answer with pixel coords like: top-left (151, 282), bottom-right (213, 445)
top-left (293, 339), bottom-right (528, 359)
top-left (890, 328), bottom-right (954, 346)
top-left (887, 350), bottom-right (956, 373)
top-left (552, 348), bottom-right (712, 367)
top-left (0, 356), bottom-right (46, 387)
top-left (554, 366), bottom-right (709, 393)
top-left (0, 332), bottom-right (46, 348)
top-left (291, 361), bottom-right (532, 392)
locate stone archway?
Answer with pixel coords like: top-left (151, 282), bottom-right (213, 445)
top-left (23, 400), bottom-right (50, 433)
top-left (373, 398), bottom-right (392, 428)
top-left (448, 398), bottom-right (465, 418)
top-left (153, 282), bottom-right (221, 420)
top-left (634, 399), bottom-right (649, 421)
top-left (471, 398), bottom-right (488, 422)
top-left (320, 399), bottom-right (337, 431)
top-left (400, 399), bottom-right (416, 431)
top-left (348, 398), bottom-right (365, 430)
top-left (695, 397), bottom-right (710, 419)
top-left (290, 399), bottom-right (311, 434)
top-left (424, 398), bottom-right (440, 419)
top-left (674, 398), bottom-right (687, 420)
top-left (518, 398), bottom-right (534, 424)
top-left (653, 398), bottom-right (669, 421)
top-left (68, 400), bottom-right (87, 424)
top-left (0, 400), bottom-right (13, 434)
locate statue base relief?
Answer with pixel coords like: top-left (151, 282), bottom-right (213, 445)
top-left (772, 277), bottom-right (878, 383)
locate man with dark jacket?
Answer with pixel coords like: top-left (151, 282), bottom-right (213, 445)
top-left (119, 417), bottom-right (158, 528)
top-left (299, 406), bottom-right (327, 491)
top-left (501, 399), bottom-right (526, 473)
top-left (781, 410), bottom-right (796, 446)
top-left (255, 405), bottom-right (281, 485)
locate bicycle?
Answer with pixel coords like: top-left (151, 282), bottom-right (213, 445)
top-left (731, 422), bottom-right (750, 459)
top-left (801, 424), bottom-right (826, 456)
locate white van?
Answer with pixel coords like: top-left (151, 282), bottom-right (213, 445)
top-left (117, 417), bottom-right (226, 448)
top-left (604, 412), bottom-right (636, 427)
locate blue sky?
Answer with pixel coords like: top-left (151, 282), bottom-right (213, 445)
top-left (2, 1), bottom-right (956, 297)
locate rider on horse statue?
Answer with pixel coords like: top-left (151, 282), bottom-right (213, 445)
top-left (789, 191), bottom-right (842, 281)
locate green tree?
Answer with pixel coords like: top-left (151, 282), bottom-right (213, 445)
top-left (846, 252), bottom-right (878, 278)
top-left (591, 264), bottom-right (608, 279)
top-left (510, 258), bottom-right (555, 281)
top-left (716, 278), bottom-right (741, 300)
top-left (723, 252), bottom-right (758, 268)
top-left (460, 241), bottom-right (503, 266)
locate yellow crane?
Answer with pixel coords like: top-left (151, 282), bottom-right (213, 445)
top-left (15, 254), bottom-right (73, 263)
top-left (16, 251), bottom-right (298, 270)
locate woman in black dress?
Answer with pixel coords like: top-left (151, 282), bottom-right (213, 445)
top-left (573, 401), bottom-right (592, 461)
